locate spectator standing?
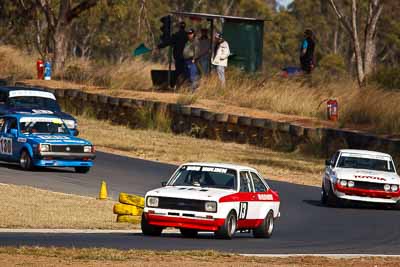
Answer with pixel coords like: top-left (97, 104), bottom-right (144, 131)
top-left (212, 32), bottom-right (230, 87)
top-left (183, 29), bottom-right (199, 90)
top-left (158, 21), bottom-right (188, 84)
top-left (197, 28), bottom-right (210, 75)
top-left (299, 29), bottom-right (315, 74)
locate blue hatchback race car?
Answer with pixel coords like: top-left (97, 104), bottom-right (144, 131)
top-left (0, 113), bottom-right (95, 173)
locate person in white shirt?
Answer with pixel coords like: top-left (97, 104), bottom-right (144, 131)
top-left (212, 32), bottom-right (230, 87)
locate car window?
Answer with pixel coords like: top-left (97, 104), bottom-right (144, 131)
top-left (0, 92), bottom-right (7, 104)
top-left (5, 118), bottom-right (17, 134)
top-left (250, 172), bottom-right (268, 192)
top-left (239, 171), bottom-right (252, 192)
top-left (331, 151), bottom-right (340, 167)
top-left (0, 118), bottom-right (5, 132)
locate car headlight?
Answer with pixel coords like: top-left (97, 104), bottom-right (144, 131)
top-left (63, 119), bottom-right (76, 129)
top-left (391, 185), bottom-right (399, 192)
top-left (147, 196), bottom-right (159, 207)
top-left (39, 144), bottom-right (50, 152)
top-left (347, 180), bottom-right (355, 188)
top-left (205, 201), bottom-right (217, 212)
top-left (339, 179), bottom-right (348, 187)
top-left (384, 184), bottom-right (391, 192)
top-left (84, 146), bottom-right (92, 153)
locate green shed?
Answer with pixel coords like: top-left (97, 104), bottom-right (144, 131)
top-left (223, 19), bottom-right (264, 72)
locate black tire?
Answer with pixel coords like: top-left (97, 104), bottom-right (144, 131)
top-left (20, 150), bottom-right (33, 171)
top-left (180, 228), bottom-right (198, 238)
top-left (215, 210), bottom-right (237, 239)
top-left (141, 213), bottom-right (162, 236)
top-left (75, 166), bottom-right (90, 173)
top-left (321, 182), bottom-right (328, 205)
top-left (325, 181), bottom-right (342, 207)
top-left (253, 210), bottom-right (274, 238)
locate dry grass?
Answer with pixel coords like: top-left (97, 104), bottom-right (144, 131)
top-left (0, 45), bottom-right (36, 81)
top-left (0, 246), bottom-right (399, 267)
top-left (78, 116), bottom-right (323, 186)
top-left (195, 73), bottom-right (400, 134)
top-left (0, 183), bottom-right (132, 229)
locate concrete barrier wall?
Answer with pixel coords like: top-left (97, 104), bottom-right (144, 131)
top-left (15, 83), bottom-right (400, 160)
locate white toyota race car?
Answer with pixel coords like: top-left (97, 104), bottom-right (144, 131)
top-left (321, 149), bottom-right (400, 207)
top-left (141, 163), bottom-right (280, 239)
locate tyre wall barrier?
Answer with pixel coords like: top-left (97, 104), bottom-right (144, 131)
top-left (15, 82), bottom-right (400, 161)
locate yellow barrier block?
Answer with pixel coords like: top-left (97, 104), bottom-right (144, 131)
top-left (119, 192), bottom-right (145, 208)
top-left (113, 203), bottom-right (143, 216)
top-left (116, 215), bottom-right (141, 224)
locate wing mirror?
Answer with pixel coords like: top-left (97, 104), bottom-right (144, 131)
top-left (325, 159), bottom-right (333, 166)
top-left (73, 129), bottom-right (79, 136)
top-left (161, 181), bottom-right (167, 187)
top-left (10, 129), bottom-right (18, 137)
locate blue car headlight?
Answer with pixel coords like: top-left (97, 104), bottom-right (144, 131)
top-left (39, 144), bottom-right (50, 152)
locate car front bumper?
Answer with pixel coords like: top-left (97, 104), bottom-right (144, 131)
top-left (38, 152), bottom-right (96, 160)
top-left (335, 184), bottom-right (400, 204)
top-left (144, 209), bottom-right (225, 231)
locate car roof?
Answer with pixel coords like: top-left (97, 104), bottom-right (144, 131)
top-left (339, 149), bottom-right (392, 158)
top-left (0, 86), bottom-right (51, 93)
top-left (2, 113), bottom-right (60, 119)
top-left (182, 162), bottom-right (258, 172)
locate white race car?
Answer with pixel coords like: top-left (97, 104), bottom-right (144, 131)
top-left (321, 149), bottom-right (400, 207)
top-left (141, 163), bottom-right (280, 239)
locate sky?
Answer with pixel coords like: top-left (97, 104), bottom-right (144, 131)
top-left (277, 0), bottom-right (293, 7)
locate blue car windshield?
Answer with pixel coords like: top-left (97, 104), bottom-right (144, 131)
top-left (170, 166), bottom-right (237, 190)
top-left (8, 97), bottom-right (60, 111)
top-left (20, 117), bottom-right (69, 135)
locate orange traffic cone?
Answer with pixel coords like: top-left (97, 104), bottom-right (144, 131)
top-left (99, 181), bottom-right (108, 200)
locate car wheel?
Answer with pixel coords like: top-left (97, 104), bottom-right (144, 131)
top-left (321, 182), bottom-right (328, 205)
top-left (215, 210), bottom-right (237, 239)
top-left (75, 166), bottom-right (90, 173)
top-left (180, 228), bottom-right (198, 238)
top-left (141, 213), bottom-right (162, 236)
top-left (253, 210), bottom-right (274, 238)
top-left (20, 150), bottom-right (33, 171)
top-left (326, 181), bottom-right (342, 207)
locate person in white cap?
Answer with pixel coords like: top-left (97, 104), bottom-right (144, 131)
top-left (212, 32), bottom-right (230, 87)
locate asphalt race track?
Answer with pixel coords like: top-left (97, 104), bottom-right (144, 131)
top-left (1, 152), bottom-right (400, 254)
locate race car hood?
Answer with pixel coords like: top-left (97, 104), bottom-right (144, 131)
top-left (335, 168), bottom-right (400, 184)
top-left (146, 186), bottom-right (236, 202)
top-left (23, 134), bottom-right (91, 145)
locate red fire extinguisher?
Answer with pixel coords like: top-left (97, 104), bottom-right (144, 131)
top-left (327, 99), bottom-right (338, 121)
top-left (36, 59), bottom-right (44, 80)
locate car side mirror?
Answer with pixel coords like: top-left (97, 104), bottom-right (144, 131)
top-left (325, 159), bottom-right (332, 166)
top-left (10, 129), bottom-right (17, 137)
top-left (73, 129), bottom-right (79, 136)
top-left (161, 181), bottom-right (167, 187)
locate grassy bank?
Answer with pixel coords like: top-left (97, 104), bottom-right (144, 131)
top-left (77, 115), bottom-right (323, 186)
top-left (3, 44), bottom-right (400, 134)
top-left (0, 246), bottom-right (398, 267)
top-left (0, 183), bottom-right (131, 229)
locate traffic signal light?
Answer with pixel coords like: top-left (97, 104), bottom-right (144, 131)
top-left (160, 15), bottom-right (172, 44)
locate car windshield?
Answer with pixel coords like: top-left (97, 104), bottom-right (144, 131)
top-left (8, 96), bottom-right (60, 111)
top-left (19, 117), bottom-right (69, 135)
top-left (170, 166), bottom-right (237, 190)
top-left (337, 155), bottom-right (395, 173)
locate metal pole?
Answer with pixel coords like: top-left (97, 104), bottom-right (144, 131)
top-left (168, 15), bottom-right (173, 90)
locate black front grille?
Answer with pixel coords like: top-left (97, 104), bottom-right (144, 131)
top-left (158, 197), bottom-right (206, 212)
top-left (51, 145), bottom-right (84, 153)
top-left (354, 181), bottom-right (385, 191)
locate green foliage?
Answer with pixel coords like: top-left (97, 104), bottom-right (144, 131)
top-left (371, 67), bottom-right (400, 90)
